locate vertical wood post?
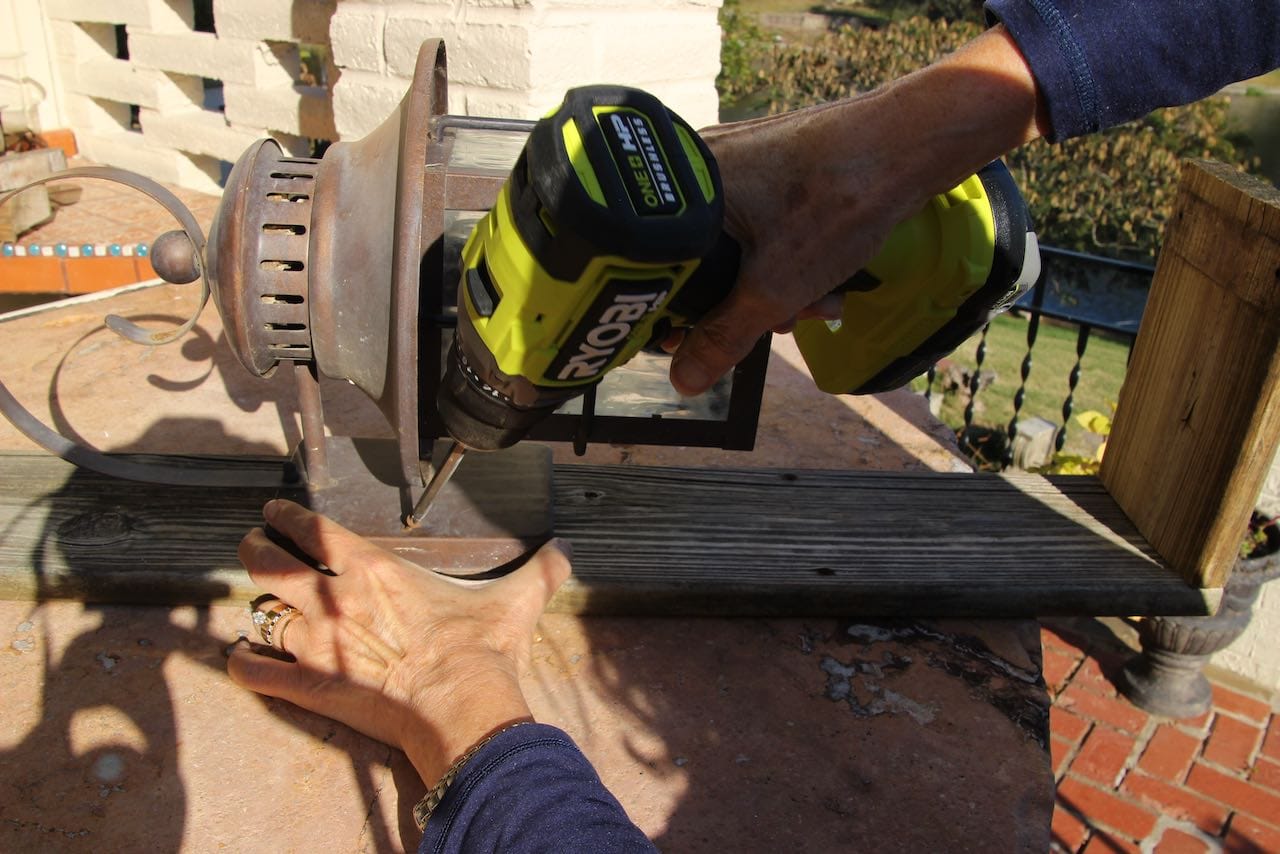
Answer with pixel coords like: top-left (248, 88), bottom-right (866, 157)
top-left (1100, 161), bottom-right (1280, 590)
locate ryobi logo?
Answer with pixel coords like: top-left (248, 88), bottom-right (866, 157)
top-left (550, 281), bottom-right (671, 382)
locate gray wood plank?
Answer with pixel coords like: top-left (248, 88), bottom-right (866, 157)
top-left (0, 452), bottom-right (1216, 616)
top-left (550, 466), bottom-right (1217, 616)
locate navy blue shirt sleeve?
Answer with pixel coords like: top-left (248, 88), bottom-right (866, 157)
top-left (984, 0), bottom-right (1280, 141)
top-left (418, 724), bottom-right (657, 854)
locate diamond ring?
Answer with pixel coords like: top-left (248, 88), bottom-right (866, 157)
top-left (251, 601), bottom-right (299, 647)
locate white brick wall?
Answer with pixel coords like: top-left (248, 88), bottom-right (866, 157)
top-left (329, 4), bottom-right (386, 73)
top-left (68, 59), bottom-right (205, 111)
top-left (330, 69), bottom-right (406, 137)
top-left (76, 130), bottom-right (226, 194)
top-left (140, 107), bottom-right (268, 163)
top-left (22, 0), bottom-right (724, 193)
top-left (223, 83), bottom-right (337, 140)
top-left (128, 32), bottom-right (295, 87)
top-left (44, 0), bottom-right (161, 28)
top-left (1214, 446), bottom-right (1280, 696)
top-left (214, 0), bottom-right (337, 43)
top-left (366, 1), bottom-right (721, 128)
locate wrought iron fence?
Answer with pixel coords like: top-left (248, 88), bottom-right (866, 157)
top-left (923, 244), bottom-right (1156, 471)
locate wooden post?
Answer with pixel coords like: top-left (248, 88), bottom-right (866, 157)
top-left (1100, 160), bottom-right (1280, 590)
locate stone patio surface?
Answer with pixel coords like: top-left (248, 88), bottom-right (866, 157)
top-left (0, 276), bottom-right (1052, 851)
top-left (1, 161), bottom-right (1276, 854)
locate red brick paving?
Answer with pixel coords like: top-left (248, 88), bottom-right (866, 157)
top-left (1074, 727), bottom-right (1138, 786)
top-left (1202, 715), bottom-right (1263, 773)
top-left (1043, 619), bottom-right (1278, 853)
top-left (1120, 773), bottom-right (1231, 835)
top-left (1054, 802), bottom-right (1092, 851)
top-left (1224, 813), bottom-right (1280, 851)
top-left (1046, 647), bottom-right (1083, 694)
top-left (1058, 777), bottom-right (1161, 840)
top-left (1153, 827), bottom-right (1213, 854)
top-left (1253, 757), bottom-right (1280, 792)
top-left (1186, 763), bottom-right (1280, 821)
top-left (1138, 725), bottom-right (1201, 783)
top-left (1211, 684), bottom-right (1272, 725)
top-left (1058, 681), bottom-right (1152, 735)
top-left (1081, 830), bottom-right (1141, 853)
top-left (1264, 725), bottom-right (1280, 762)
top-left (1054, 705), bottom-right (1092, 743)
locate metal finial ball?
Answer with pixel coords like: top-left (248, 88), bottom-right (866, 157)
top-left (150, 230), bottom-right (200, 284)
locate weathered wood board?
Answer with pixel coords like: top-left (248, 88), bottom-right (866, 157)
top-left (1100, 161), bottom-right (1280, 589)
top-left (0, 452), bottom-right (1215, 617)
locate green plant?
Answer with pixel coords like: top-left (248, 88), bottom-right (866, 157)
top-left (1005, 100), bottom-right (1255, 262)
top-left (860, 0), bottom-right (986, 23)
top-left (763, 16), bottom-right (981, 109)
top-left (748, 16), bottom-right (1259, 260)
top-left (717, 0), bottom-right (773, 107)
top-left (1241, 512), bottom-right (1279, 559)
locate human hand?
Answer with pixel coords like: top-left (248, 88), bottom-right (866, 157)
top-left (668, 25), bottom-right (1044, 397)
top-left (227, 499), bottom-right (572, 788)
top-left (668, 101), bottom-right (917, 396)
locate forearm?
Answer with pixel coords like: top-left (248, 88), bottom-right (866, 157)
top-left (874, 24), bottom-right (1046, 202)
top-left (764, 24), bottom-right (1044, 228)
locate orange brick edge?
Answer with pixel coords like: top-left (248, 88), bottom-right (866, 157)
top-left (36, 129), bottom-right (78, 159)
top-left (0, 255), bottom-right (159, 295)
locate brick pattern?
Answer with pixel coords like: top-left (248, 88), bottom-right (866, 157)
top-left (1044, 620), bottom-right (1279, 854)
top-left (37, 0), bottom-right (721, 194)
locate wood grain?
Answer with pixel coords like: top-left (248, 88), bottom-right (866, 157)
top-left (0, 452), bottom-right (1214, 616)
top-left (1100, 161), bottom-right (1280, 589)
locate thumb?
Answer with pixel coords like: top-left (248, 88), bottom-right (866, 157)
top-left (488, 538), bottom-right (573, 622)
top-left (669, 288), bottom-right (774, 397)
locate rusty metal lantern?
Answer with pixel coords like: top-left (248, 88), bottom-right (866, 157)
top-left (0, 40), bottom-right (770, 565)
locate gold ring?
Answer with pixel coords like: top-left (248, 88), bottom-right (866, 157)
top-left (273, 608), bottom-right (301, 651)
top-left (251, 601), bottom-right (299, 647)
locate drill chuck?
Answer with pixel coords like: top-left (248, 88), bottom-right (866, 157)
top-left (437, 340), bottom-right (568, 451)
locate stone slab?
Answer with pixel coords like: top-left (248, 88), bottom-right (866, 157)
top-left (0, 148), bottom-right (66, 237)
top-left (0, 283), bottom-right (1052, 850)
top-left (0, 600), bottom-right (1051, 851)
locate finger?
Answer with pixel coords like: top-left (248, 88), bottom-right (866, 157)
top-left (797, 293), bottom-right (845, 322)
top-left (227, 644), bottom-right (314, 703)
top-left (239, 527), bottom-right (328, 613)
top-left (659, 327), bottom-right (686, 355)
top-left (774, 295), bottom-right (844, 335)
top-left (669, 289), bottom-right (779, 396)
top-left (263, 499), bottom-right (388, 577)
top-left (486, 538), bottom-right (573, 626)
top-left (264, 524), bottom-right (334, 575)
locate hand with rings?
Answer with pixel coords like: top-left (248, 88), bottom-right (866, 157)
top-left (228, 498), bottom-right (573, 792)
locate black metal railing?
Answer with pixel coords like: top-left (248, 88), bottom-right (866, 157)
top-left (924, 244), bottom-right (1155, 471)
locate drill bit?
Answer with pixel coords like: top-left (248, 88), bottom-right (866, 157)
top-left (406, 440), bottom-right (468, 528)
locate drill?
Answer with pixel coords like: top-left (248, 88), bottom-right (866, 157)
top-left (411, 86), bottom-right (1038, 523)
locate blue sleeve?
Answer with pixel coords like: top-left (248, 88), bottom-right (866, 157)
top-left (984, 0), bottom-right (1280, 140)
top-left (418, 724), bottom-right (657, 854)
